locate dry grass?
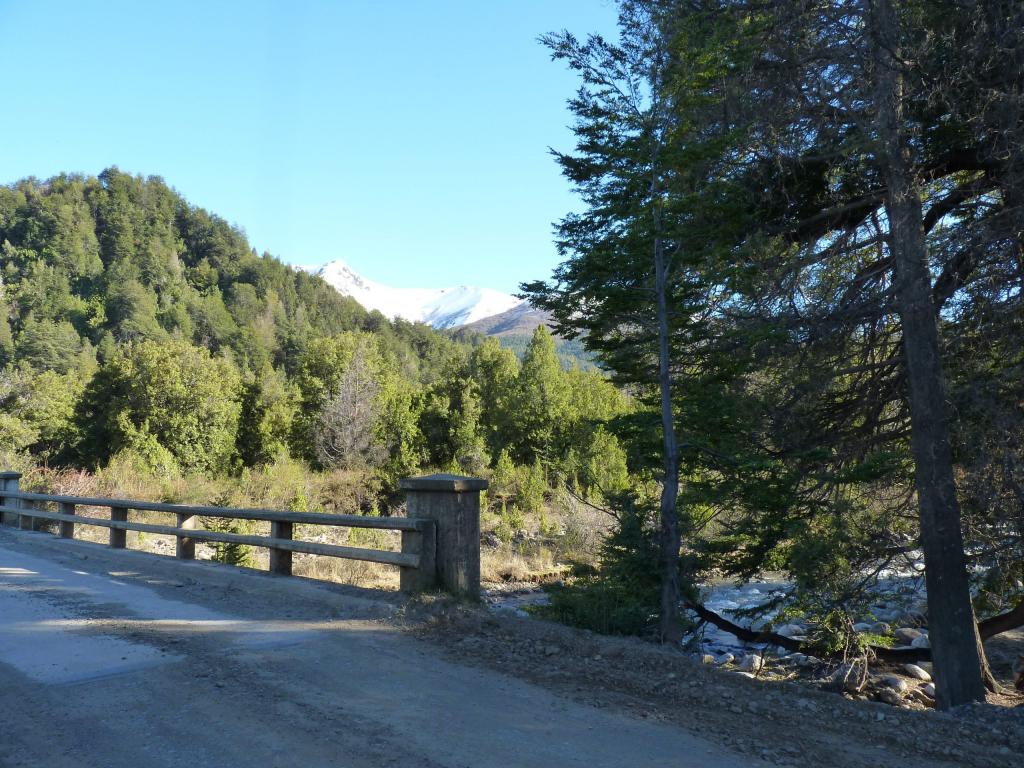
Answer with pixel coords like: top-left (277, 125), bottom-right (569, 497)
top-left (293, 553), bottom-right (398, 590)
top-left (478, 492), bottom-right (611, 585)
top-left (481, 544), bottom-right (557, 583)
top-left (12, 463), bottom-right (614, 593)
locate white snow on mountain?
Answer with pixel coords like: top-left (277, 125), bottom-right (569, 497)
top-left (315, 259), bottom-right (524, 329)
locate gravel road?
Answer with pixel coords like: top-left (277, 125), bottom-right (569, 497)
top-left (0, 528), bottom-right (765, 768)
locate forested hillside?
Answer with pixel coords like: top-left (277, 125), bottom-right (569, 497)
top-left (0, 169), bottom-right (630, 512)
top-left (451, 304), bottom-right (596, 371)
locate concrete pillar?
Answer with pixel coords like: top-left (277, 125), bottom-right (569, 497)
top-left (399, 474), bottom-right (486, 599)
top-left (399, 521), bottom-right (437, 593)
top-left (0, 472), bottom-right (22, 528)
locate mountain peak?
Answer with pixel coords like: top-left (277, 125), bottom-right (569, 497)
top-left (315, 259), bottom-right (523, 329)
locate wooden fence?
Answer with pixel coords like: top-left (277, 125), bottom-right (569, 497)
top-left (0, 471), bottom-right (485, 597)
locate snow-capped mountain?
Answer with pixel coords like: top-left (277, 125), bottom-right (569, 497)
top-left (315, 259), bottom-right (524, 329)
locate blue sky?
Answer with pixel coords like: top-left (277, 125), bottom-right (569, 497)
top-left (0, 1), bottom-right (619, 293)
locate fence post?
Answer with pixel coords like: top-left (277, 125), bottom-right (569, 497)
top-left (176, 512), bottom-right (196, 559)
top-left (0, 472), bottom-right (22, 528)
top-left (399, 474), bottom-right (486, 598)
top-left (109, 506), bottom-right (128, 548)
top-left (59, 502), bottom-right (76, 539)
top-left (269, 521), bottom-right (293, 575)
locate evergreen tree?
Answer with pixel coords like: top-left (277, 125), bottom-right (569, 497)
top-left (526, 2), bottom-right (743, 640)
top-left (449, 380), bottom-right (489, 475)
top-left (468, 337), bottom-right (520, 460)
top-left (509, 326), bottom-right (571, 465)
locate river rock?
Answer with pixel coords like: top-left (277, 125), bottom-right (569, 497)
top-left (894, 627), bottom-right (922, 645)
top-left (832, 663), bottom-right (864, 693)
top-left (879, 674), bottom-right (909, 693)
top-left (739, 654), bottom-right (764, 673)
top-left (873, 608), bottom-right (901, 623)
top-left (903, 663), bottom-right (931, 681)
top-left (878, 688), bottom-right (904, 705)
top-left (909, 687), bottom-right (936, 707)
top-left (853, 622), bottom-right (872, 632)
top-left (775, 624), bottom-right (804, 637)
top-left (702, 654), bottom-right (716, 665)
top-left (869, 622), bottom-right (890, 635)
top-left (922, 683), bottom-right (936, 698)
top-left (717, 652), bottom-right (735, 666)
top-left (910, 633), bottom-right (930, 649)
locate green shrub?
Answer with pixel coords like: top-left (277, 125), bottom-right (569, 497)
top-left (204, 515), bottom-right (257, 568)
top-left (531, 496), bottom-right (674, 637)
top-left (204, 490), bottom-right (257, 567)
top-left (502, 501), bottom-right (525, 532)
top-left (531, 579), bottom-right (658, 636)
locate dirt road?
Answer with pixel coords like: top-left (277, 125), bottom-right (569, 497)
top-left (2, 528), bottom-right (1021, 768)
top-left (0, 528), bottom-right (764, 768)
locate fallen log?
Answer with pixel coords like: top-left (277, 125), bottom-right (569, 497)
top-left (688, 597), bottom-right (1024, 664)
top-left (979, 599), bottom-right (1024, 642)
top-left (686, 601), bottom-right (931, 662)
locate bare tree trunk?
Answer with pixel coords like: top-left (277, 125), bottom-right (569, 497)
top-left (870, 0), bottom-right (985, 709)
top-left (654, 234), bottom-right (683, 642)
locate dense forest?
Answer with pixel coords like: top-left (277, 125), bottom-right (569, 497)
top-left (0, 168), bottom-right (631, 514)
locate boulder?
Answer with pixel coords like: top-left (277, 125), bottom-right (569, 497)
top-left (878, 688), bottom-right (904, 706)
top-left (894, 627), bottom-right (922, 645)
top-left (909, 688), bottom-right (936, 708)
top-left (831, 662), bottom-right (864, 693)
top-left (739, 654), bottom-right (764, 673)
top-left (911, 633), bottom-right (930, 649)
top-left (879, 674), bottom-right (909, 693)
top-left (717, 652), bottom-right (735, 666)
top-left (922, 683), bottom-right (936, 699)
top-left (853, 622), bottom-right (872, 632)
top-left (775, 623), bottom-right (804, 638)
top-left (903, 663), bottom-right (931, 681)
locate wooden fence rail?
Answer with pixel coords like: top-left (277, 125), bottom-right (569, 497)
top-left (0, 471), bottom-right (485, 597)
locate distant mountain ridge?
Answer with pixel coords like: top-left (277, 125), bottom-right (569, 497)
top-left (313, 258), bottom-right (596, 370)
top-left (456, 302), bottom-right (555, 337)
top-left (315, 259), bottom-right (523, 329)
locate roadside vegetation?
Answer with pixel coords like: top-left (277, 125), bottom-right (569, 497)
top-left (3, 0), bottom-right (1023, 715)
top-left (522, 0), bottom-right (1024, 711)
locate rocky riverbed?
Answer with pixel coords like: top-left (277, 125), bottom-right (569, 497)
top-left (483, 574), bottom-right (1023, 712)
